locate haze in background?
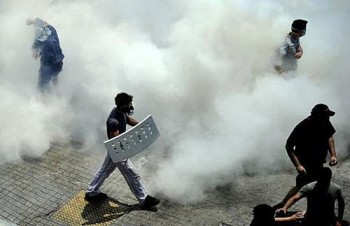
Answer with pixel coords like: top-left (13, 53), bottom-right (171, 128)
top-left (0, 0), bottom-right (349, 203)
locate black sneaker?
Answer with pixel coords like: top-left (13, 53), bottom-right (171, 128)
top-left (84, 192), bottom-right (108, 202)
top-left (141, 195), bottom-right (160, 208)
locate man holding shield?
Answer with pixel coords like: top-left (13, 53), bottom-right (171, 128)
top-left (85, 92), bottom-right (160, 208)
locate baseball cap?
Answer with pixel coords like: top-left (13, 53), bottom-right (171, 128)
top-left (311, 104), bottom-right (335, 117)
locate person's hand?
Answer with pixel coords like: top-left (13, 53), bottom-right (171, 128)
top-left (274, 65), bottom-right (282, 73)
top-left (295, 52), bottom-right (303, 59)
top-left (335, 220), bottom-right (342, 226)
top-left (289, 211), bottom-right (304, 221)
top-left (296, 165), bottom-right (307, 174)
top-left (26, 18), bottom-right (34, 26)
top-left (329, 156), bottom-right (338, 166)
top-left (32, 52), bottom-right (38, 59)
top-left (275, 207), bottom-right (287, 214)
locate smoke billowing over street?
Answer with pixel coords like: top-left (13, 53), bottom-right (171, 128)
top-left (0, 0), bottom-right (349, 203)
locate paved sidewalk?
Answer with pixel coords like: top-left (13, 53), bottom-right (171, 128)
top-left (0, 143), bottom-right (349, 226)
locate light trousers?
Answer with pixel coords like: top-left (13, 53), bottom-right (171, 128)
top-left (87, 154), bottom-right (147, 202)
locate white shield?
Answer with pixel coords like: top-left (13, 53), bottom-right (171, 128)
top-left (104, 115), bottom-right (160, 163)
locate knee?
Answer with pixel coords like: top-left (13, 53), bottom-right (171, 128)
top-left (96, 168), bottom-right (112, 177)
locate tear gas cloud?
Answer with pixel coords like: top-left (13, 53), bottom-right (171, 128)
top-left (0, 0), bottom-right (349, 203)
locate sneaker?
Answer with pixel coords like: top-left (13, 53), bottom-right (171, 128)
top-left (141, 195), bottom-right (160, 208)
top-left (84, 192), bottom-right (108, 202)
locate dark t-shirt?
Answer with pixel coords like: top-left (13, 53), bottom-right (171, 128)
top-left (286, 116), bottom-right (335, 170)
top-left (298, 181), bottom-right (341, 225)
top-left (106, 107), bottom-right (127, 139)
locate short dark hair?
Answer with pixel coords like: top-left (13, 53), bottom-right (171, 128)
top-left (114, 92), bottom-right (133, 107)
top-left (318, 167), bottom-right (332, 183)
top-left (291, 19), bottom-right (308, 32)
top-left (251, 204), bottom-right (277, 226)
top-left (314, 167), bottom-right (333, 192)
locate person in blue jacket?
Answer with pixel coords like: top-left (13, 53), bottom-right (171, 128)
top-left (26, 18), bottom-right (64, 92)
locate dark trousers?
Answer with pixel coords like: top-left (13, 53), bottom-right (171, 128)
top-left (38, 61), bottom-right (63, 91)
top-left (277, 167), bottom-right (322, 209)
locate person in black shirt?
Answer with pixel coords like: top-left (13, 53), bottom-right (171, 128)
top-left (85, 92), bottom-right (160, 208)
top-left (275, 104), bottom-right (338, 209)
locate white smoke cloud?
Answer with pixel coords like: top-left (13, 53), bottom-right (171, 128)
top-left (0, 0), bottom-right (349, 203)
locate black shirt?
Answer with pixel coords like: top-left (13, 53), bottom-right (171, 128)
top-left (106, 107), bottom-right (127, 139)
top-left (286, 116), bottom-right (335, 169)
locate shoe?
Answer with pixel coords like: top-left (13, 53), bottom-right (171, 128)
top-left (141, 195), bottom-right (160, 208)
top-left (84, 192), bottom-right (108, 202)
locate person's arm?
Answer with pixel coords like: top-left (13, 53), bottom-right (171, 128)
top-left (32, 50), bottom-right (39, 59)
top-left (278, 40), bottom-right (289, 56)
top-left (328, 137), bottom-right (338, 166)
top-left (277, 34), bottom-right (293, 56)
top-left (110, 130), bottom-right (119, 138)
top-left (295, 46), bottom-right (303, 59)
top-left (286, 142), bottom-right (306, 174)
top-left (275, 211), bottom-right (304, 222)
top-left (127, 116), bottom-right (138, 126)
top-left (31, 40), bottom-right (42, 59)
top-left (276, 193), bottom-right (302, 214)
top-left (107, 118), bottom-right (120, 139)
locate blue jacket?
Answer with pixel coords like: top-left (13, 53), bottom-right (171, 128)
top-left (33, 25), bottom-right (64, 65)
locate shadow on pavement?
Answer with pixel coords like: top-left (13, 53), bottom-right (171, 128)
top-left (81, 196), bottom-right (157, 225)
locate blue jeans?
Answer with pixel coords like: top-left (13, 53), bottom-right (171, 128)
top-left (38, 61), bottom-right (63, 91)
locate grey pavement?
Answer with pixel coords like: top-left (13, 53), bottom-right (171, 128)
top-left (0, 143), bottom-right (349, 226)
